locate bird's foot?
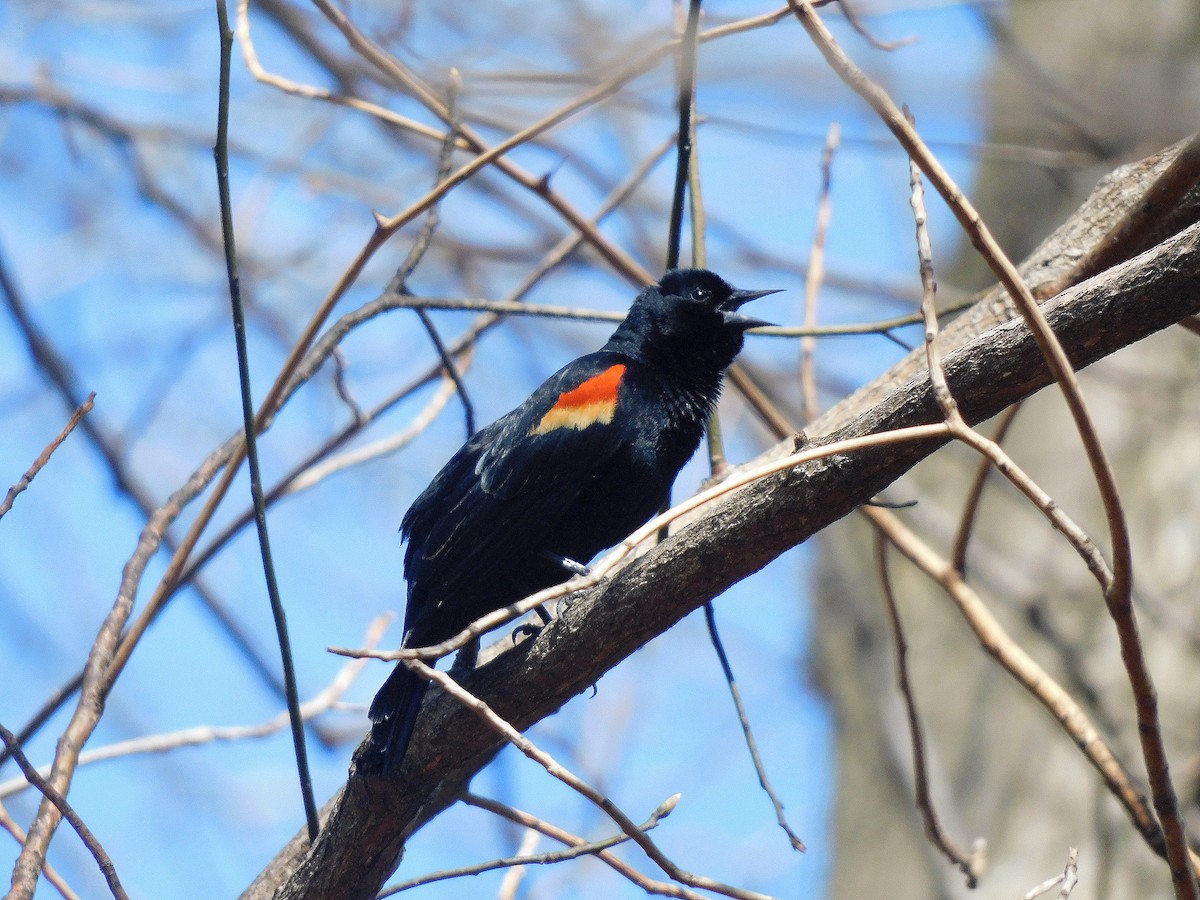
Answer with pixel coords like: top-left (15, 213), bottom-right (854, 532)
top-left (512, 603), bottom-right (555, 643)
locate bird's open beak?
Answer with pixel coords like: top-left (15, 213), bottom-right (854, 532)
top-left (722, 287), bottom-right (781, 329)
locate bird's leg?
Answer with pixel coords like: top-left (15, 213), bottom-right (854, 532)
top-left (451, 638), bottom-right (480, 672)
top-left (541, 551), bottom-right (591, 578)
top-left (512, 552), bottom-right (594, 643)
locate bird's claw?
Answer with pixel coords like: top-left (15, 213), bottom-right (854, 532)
top-left (511, 621), bottom-right (543, 643)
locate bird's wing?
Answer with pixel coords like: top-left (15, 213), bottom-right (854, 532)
top-left (399, 353), bottom-right (636, 637)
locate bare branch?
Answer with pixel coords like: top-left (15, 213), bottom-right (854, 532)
top-left (463, 794), bottom-right (704, 899)
top-left (377, 794), bottom-right (678, 896)
top-left (405, 659), bottom-right (776, 900)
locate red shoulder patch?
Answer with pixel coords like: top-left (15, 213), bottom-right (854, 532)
top-left (530, 364), bottom-right (626, 435)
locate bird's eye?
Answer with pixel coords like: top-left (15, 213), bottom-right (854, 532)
top-left (690, 286), bottom-right (710, 303)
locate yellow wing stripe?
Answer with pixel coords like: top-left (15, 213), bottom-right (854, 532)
top-left (531, 364), bottom-right (626, 435)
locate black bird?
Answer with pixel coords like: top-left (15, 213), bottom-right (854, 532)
top-left (362, 268), bottom-right (779, 774)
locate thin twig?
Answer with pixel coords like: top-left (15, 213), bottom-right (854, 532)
top-left (1020, 874), bottom-right (1064, 900)
top-left (799, 122), bottom-right (840, 424)
top-left (391, 69), bottom-right (476, 438)
top-left (703, 604), bottom-right (806, 853)
top-left (463, 794), bottom-right (705, 899)
top-left (0, 393), bottom-right (94, 521)
top-left (899, 148), bottom-right (1164, 871)
top-left (0, 252), bottom-right (286, 763)
top-left (349, 293), bottom-right (975, 337)
top-left (0, 724), bottom-right (127, 900)
top-left (789, 0), bottom-right (1139, 639)
top-left (875, 534), bottom-right (983, 886)
top-left (378, 796), bottom-right (677, 896)
top-left (950, 402), bottom-right (1021, 575)
top-left (213, 0), bottom-right (317, 841)
top-left (1059, 847), bottom-right (1080, 898)
top-left (665, 0), bottom-right (703, 270)
top-left (1019, 848), bottom-right (1080, 900)
top-left (496, 828), bottom-right (539, 900)
top-left (405, 659), bottom-right (777, 900)
top-left (833, 0), bottom-right (917, 51)
top-left (330, 348), bottom-right (365, 424)
top-left (864, 505), bottom-right (1167, 867)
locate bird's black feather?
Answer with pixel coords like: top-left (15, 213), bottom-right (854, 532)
top-left (358, 268), bottom-right (778, 775)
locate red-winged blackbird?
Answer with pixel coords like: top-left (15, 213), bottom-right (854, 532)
top-left (362, 268), bottom-right (779, 774)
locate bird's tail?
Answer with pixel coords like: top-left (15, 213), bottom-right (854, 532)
top-left (360, 664), bottom-right (429, 776)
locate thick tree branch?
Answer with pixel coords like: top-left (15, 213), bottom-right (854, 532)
top-left (244, 140), bottom-right (1200, 899)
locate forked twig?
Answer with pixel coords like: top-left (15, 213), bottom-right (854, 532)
top-left (378, 795), bottom-right (679, 896)
top-left (463, 794), bottom-right (704, 899)
top-left (404, 658), bottom-right (777, 900)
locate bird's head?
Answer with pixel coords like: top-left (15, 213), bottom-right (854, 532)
top-left (612, 268), bottom-right (780, 374)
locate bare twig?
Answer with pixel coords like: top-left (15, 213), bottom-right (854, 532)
top-left (0, 253), bottom-right (285, 761)
top-left (378, 795), bottom-right (677, 896)
top-left (496, 828), bottom-right (539, 900)
top-left (703, 604), bottom-right (806, 853)
top-left (404, 659), bottom-right (777, 900)
top-left (950, 402), bottom-right (1022, 575)
top-left (0, 724), bottom-right (127, 900)
top-left (463, 794), bottom-right (704, 899)
top-left (864, 506), bottom-right (1168, 867)
top-left (799, 122), bottom-right (840, 424)
top-left (665, 0), bottom-right (703, 270)
top-left (213, 0), bottom-right (317, 840)
top-left (1058, 847), bottom-right (1080, 897)
top-left (1020, 873), bottom-right (1065, 900)
top-left (875, 534), bottom-right (983, 886)
top-left (0, 393), bottom-right (94, 521)
top-left (1018, 849), bottom-right (1079, 900)
top-left (391, 69), bottom-right (476, 439)
top-left (789, 0), bottom-right (1139, 635)
top-left (833, 0), bottom-right (917, 51)
top-left (897, 149), bottom-right (1178, 877)
top-left (368, 294), bottom-right (973, 337)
